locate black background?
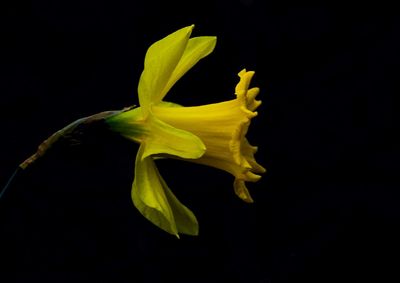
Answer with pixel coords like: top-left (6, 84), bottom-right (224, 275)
top-left (1, 1), bottom-right (399, 282)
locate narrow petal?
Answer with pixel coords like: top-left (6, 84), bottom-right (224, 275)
top-left (159, 175), bottom-right (199, 236)
top-left (132, 145), bottom-right (198, 236)
top-left (161, 36), bottom-right (217, 99)
top-left (141, 113), bottom-right (206, 160)
top-left (138, 25), bottom-right (193, 113)
top-left (132, 145), bottom-right (177, 236)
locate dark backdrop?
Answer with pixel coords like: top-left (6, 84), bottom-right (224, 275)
top-left (1, 1), bottom-right (399, 282)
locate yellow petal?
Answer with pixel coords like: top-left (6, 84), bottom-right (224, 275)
top-left (132, 145), bottom-right (177, 236)
top-left (158, 174), bottom-right (199, 236)
top-left (141, 113), bottom-right (206, 160)
top-left (138, 25), bottom-right (193, 114)
top-left (132, 145), bottom-right (198, 236)
top-left (161, 36), bottom-right (217, 99)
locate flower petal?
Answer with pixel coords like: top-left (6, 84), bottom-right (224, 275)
top-left (158, 175), bottom-right (199, 236)
top-left (132, 145), bottom-right (177, 236)
top-left (142, 113), bottom-right (206, 160)
top-left (132, 145), bottom-right (198, 236)
top-left (138, 25), bottom-right (193, 113)
top-left (161, 36), bottom-right (217, 100)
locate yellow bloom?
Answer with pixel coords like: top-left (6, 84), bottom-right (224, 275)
top-left (107, 25), bottom-right (265, 237)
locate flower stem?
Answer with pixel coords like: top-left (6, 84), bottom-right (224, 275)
top-left (1, 107), bottom-right (132, 200)
top-left (19, 109), bottom-right (127, 170)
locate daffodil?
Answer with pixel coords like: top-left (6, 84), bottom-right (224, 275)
top-left (106, 25), bottom-right (265, 237)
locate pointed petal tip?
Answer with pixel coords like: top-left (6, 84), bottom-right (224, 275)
top-left (185, 24), bottom-right (195, 34)
top-left (240, 193), bottom-right (254, 203)
top-left (234, 179), bottom-right (254, 203)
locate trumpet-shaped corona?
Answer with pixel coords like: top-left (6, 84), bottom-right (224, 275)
top-left (152, 70), bottom-right (265, 203)
top-left (107, 25), bottom-right (265, 237)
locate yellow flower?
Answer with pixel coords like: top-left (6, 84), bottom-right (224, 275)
top-left (107, 25), bottom-right (265, 237)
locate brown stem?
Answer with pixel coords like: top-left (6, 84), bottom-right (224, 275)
top-left (19, 109), bottom-right (127, 170)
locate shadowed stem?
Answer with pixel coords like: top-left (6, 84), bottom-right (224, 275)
top-left (19, 110), bottom-right (125, 170)
top-left (1, 107), bottom-right (132, 201)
